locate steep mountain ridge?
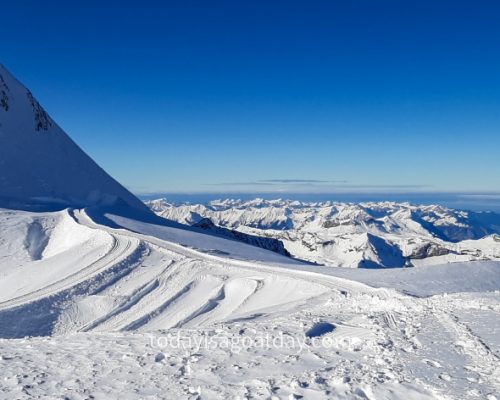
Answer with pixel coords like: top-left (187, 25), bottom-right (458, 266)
top-left (0, 64), bottom-right (148, 213)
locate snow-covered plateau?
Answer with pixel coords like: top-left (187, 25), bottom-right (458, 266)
top-left (0, 64), bottom-right (499, 399)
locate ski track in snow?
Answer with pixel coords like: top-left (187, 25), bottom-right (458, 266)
top-left (0, 227), bottom-right (138, 311)
top-left (0, 208), bottom-right (499, 399)
top-left (2, 61), bottom-right (500, 399)
top-left (69, 209), bottom-right (368, 333)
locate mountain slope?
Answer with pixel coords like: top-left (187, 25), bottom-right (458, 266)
top-left (0, 207), bottom-right (498, 400)
top-left (0, 64), bottom-right (148, 213)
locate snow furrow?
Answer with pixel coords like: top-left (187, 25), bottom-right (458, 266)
top-left (434, 309), bottom-right (500, 389)
top-left (122, 282), bottom-right (196, 331)
top-left (0, 233), bottom-right (139, 311)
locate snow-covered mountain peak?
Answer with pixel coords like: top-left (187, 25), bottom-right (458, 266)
top-left (0, 64), bottom-right (149, 213)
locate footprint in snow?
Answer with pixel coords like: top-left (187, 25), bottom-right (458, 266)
top-left (423, 359), bottom-right (442, 368)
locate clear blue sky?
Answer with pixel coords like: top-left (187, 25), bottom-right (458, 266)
top-left (2, 0), bottom-right (499, 194)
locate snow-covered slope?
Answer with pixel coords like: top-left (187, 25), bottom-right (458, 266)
top-left (0, 203), bottom-right (498, 398)
top-left (0, 207), bottom-right (499, 399)
top-left (148, 198), bottom-right (500, 268)
top-left (1, 65), bottom-right (500, 399)
top-left (0, 207), bottom-right (313, 338)
top-left (0, 64), bottom-right (148, 213)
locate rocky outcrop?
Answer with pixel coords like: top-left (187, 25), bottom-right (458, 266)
top-left (192, 218), bottom-right (290, 257)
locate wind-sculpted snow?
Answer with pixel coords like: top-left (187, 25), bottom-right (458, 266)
top-left (0, 207), bottom-right (499, 399)
top-left (0, 208), bottom-right (330, 337)
top-left (2, 65), bottom-right (500, 398)
top-left (148, 198), bottom-right (500, 268)
top-left (0, 64), bottom-right (149, 213)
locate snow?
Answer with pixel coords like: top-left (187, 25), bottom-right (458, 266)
top-left (148, 198), bottom-right (500, 268)
top-left (0, 332), bottom-right (452, 400)
top-left (1, 207), bottom-right (499, 399)
top-left (324, 261), bottom-right (500, 297)
top-left (0, 64), bottom-right (149, 213)
top-left (96, 211), bottom-right (305, 265)
top-left (1, 66), bottom-right (499, 399)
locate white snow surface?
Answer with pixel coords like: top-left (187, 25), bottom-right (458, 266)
top-left (1, 65), bottom-right (499, 399)
top-left (0, 207), bottom-right (499, 399)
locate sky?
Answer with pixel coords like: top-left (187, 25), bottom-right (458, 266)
top-left (1, 0), bottom-right (500, 194)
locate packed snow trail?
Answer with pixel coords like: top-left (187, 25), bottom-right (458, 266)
top-left (64, 208), bottom-right (386, 333)
top-left (0, 207), bottom-right (499, 399)
top-left (0, 207), bottom-right (373, 336)
top-left (0, 223), bottom-right (139, 310)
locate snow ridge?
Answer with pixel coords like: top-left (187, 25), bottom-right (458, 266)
top-left (0, 64), bottom-right (149, 213)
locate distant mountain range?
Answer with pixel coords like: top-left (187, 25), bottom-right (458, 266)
top-left (147, 198), bottom-right (500, 268)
